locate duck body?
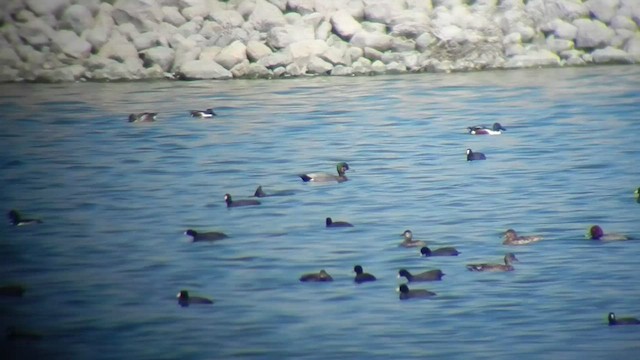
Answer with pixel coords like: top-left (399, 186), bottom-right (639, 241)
top-left (6, 326), bottom-right (43, 340)
top-left (0, 285), bottom-right (25, 297)
top-left (398, 284), bottom-right (436, 300)
top-left (299, 162), bottom-right (350, 183)
top-left (398, 269), bottom-right (444, 282)
top-left (190, 108), bottom-right (216, 118)
top-left (502, 229), bottom-right (543, 245)
top-left (177, 290), bottom-right (213, 306)
top-left (353, 265), bottom-right (376, 283)
top-left (635, 187), bottom-right (640, 203)
top-left (224, 194), bottom-right (261, 208)
top-left (420, 246), bottom-right (460, 257)
top-left (184, 229), bottom-right (228, 242)
top-left (466, 148), bottom-right (486, 161)
top-left (466, 253), bottom-right (518, 272)
top-left (253, 186), bottom-right (295, 198)
top-left (587, 225), bottom-right (630, 241)
top-left (7, 210), bottom-right (42, 226)
top-left (299, 269), bottom-right (333, 282)
top-left (326, 217), bottom-right (353, 228)
top-left (608, 312), bottom-right (640, 326)
top-left (128, 112), bottom-right (157, 122)
top-left (468, 122), bottom-right (506, 135)
top-left (399, 230), bottom-right (427, 248)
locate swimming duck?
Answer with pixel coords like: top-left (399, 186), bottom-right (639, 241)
top-left (467, 122), bottom-right (506, 135)
top-left (326, 217), bottom-right (353, 228)
top-left (608, 312), bottom-right (640, 326)
top-left (502, 229), bottom-right (543, 245)
top-left (398, 269), bottom-right (444, 282)
top-left (399, 230), bottom-right (427, 248)
top-left (0, 285), bottom-right (25, 297)
top-left (184, 229), bottom-right (228, 242)
top-left (224, 193), bottom-right (261, 208)
top-left (6, 326), bottom-right (43, 341)
top-left (299, 162), bottom-right (350, 183)
top-left (420, 246), bottom-right (460, 257)
top-left (586, 225), bottom-right (630, 241)
top-left (128, 112), bottom-right (157, 122)
top-left (635, 187), bottom-right (639, 203)
top-left (177, 290), bottom-right (214, 306)
top-left (253, 185), bottom-right (295, 198)
top-left (190, 108), bottom-right (217, 118)
top-left (397, 284), bottom-right (436, 300)
top-left (466, 253), bottom-right (518, 272)
top-left (299, 269), bottom-right (333, 282)
top-left (7, 209), bottom-right (42, 226)
top-left (353, 265), bottom-right (376, 283)
top-left (466, 148), bottom-right (486, 161)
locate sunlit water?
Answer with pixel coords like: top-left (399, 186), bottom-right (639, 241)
top-left (1, 66), bottom-right (639, 359)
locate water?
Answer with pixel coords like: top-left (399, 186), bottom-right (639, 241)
top-left (1, 66), bottom-right (639, 359)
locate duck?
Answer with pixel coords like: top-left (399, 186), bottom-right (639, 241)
top-left (224, 193), bottom-right (261, 208)
top-left (177, 290), bottom-right (214, 306)
top-left (608, 312), bottom-right (640, 326)
top-left (326, 217), bottom-right (353, 228)
top-left (420, 246), bottom-right (460, 257)
top-left (398, 269), bottom-right (444, 282)
top-left (502, 229), bottom-right (543, 245)
top-left (399, 230), bottom-right (427, 248)
top-left (0, 285), bottom-right (25, 297)
top-left (6, 326), bottom-right (43, 341)
top-left (466, 148), bottom-right (486, 161)
top-left (353, 265), bottom-right (376, 283)
top-left (189, 108), bottom-right (217, 118)
top-left (253, 185), bottom-right (295, 198)
top-left (299, 162), bottom-right (350, 183)
top-left (467, 122), bottom-right (506, 135)
top-left (397, 284), bottom-right (436, 300)
top-left (466, 253), bottom-right (518, 272)
top-left (7, 209), bottom-right (42, 226)
top-left (634, 187), bottom-right (640, 203)
top-left (128, 112), bottom-right (157, 122)
top-left (586, 225), bottom-right (630, 241)
top-left (184, 229), bottom-right (228, 242)
top-left (299, 269), bottom-right (333, 282)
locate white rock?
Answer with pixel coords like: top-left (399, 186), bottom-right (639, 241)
top-left (307, 56), bottom-right (333, 74)
top-left (285, 62), bottom-right (306, 76)
top-left (273, 66), bottom-right (286, 77)
top-left (178, 59), bottom-right (232, 79)
top-left (162, 6), bottom-right (186, 26)
top-left (51, 30), bottom-right (92, 59)
top-left (553, 19), bottom-right (578, 40)
top-left (0, 47), bottom-right (21, 68)
top-left (415, 33), bottom-right (436, 52)
top-left (331, 10), bottom-right (362, 40)
top-left (371, 60), bottom-right (385, 73)
top-left (60, 4), bottom-right (94, 35)
top-left (249, 0), bottom-right (286, 32)
top-left (98, 31), bottom-right (139, 62)
top-left (257, 51), bottom-right (293, 69)
top-left (503, 32), bottom-right (522, 45)
top-left (316, 21), bottom-right (333, 41)
top-left (246, 40), bottom-right (273, 62)
top-left (361, 21), bottom-right (386, 33)
top-left (215, 40), bottom-right (247, 69)
top-left (319, 46), bottom-right (348, 65)
top-left (17, 17), bottom-right (54, 47)
top-left (546, 36), bottom-right (574, 53)
top-left (112, 0), bottom-right (163, 31)
top-left (15, 45), bottom-right (45, 66)
top-left (287, 39), bottom-right (328, 60)
top-left (142, 46), bottom-right (174, 71)
top-left (505, 49), bottom-right (560, 68)
top-left (390, 22), bottom-right (430, 39)
top-left (573, 18), bottom-right (615, 49)
top-left (198, 46), bottom-right (221, 61)
top-left (172, 45), bottom-right (201, 71)
top-left (177, 20), bottom-right (201, 37)
top-left (210, 10), bottom-right (244, 28)
top-left (591, 46), bottom-right (633, 63)
top-left (624, 35), bottom-right (640, 61)
top-left (363, 0), bottom-right (405, 24)
top-left (363, 47), bottom-right (383, 61)
top-left (505, 43), bottom-right (525, 57)
top-left (526, 0), bottom-right (588, 22)
top-left (133, 32), bottom-right (161, 51)
top-left (610, 16), bottom-right (637, 31)
top-left (237, 0), bottom-right (257, 18)
top-left (392, 38), bottom-right (415, 52)
top-left (75, 0), bottom-right (102, 15)
top-left (585, 0), bottom-right (619, 23)
top-left (36, 65), bottom-right (85, 82)
top-left (350, 31), bottom-right (393, 51)
top-left (386, 61), bottom-right (406, 73)
top-left (246, 62), bottom-right (271, 78)
top-left (270, 0), bottom-right (288, 11)
top-left (181, 6), bottom-right (208, 20)
top-left (118, 23), bottom-right (140, 42)
top-left (348, 46), bottom-right (363, 62)
top-left (267, 25), bottom-right (315, 49)
top-left (288, 0), bottom-right (315, 14)
top-left (285, 12), bottom-right (303, 25)
top-left (25, 0), bottom-right (70, 17)
top-left (352, 57), bottom-right (372, 74)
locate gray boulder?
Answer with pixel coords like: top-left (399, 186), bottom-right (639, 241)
top-left (363, 47), bottom-right (383, 61)
top-left (162, 6), bottom-right (187, 27)
top-left (287, 40), bottom-right (328, 61)
top-left (288, 0), bottom-right (315, 14)
top-left (331, 10), bottom-right (362, 40)
top-left (267, 25), bottom-right (315, 49)
top-left (215, 40), bottom-right (247, 70)
top-left (60, 5), bottom-right (94, 35)
top-left (35, 65), bottom-right (85, 82)
top-left (505, 49), bottom-right (560, 68)
top-left (173, 45), bottom-right (201, 71)
top-left (0, 47), bottom-right (21, 68)
top-left (315, 21), bottom-right (333, 41)
top-left (285, 62), bottom-right (306, 76)
top-left (585, 0), bottom-right (619, 23)
top-left (249, 0), bottom-right (286, 32)
top-left (363, 0), bottom-right (405, 24)
top-left (112, 0), bottom-right (163, 32)
top-left (18, 17), bottom-right (54, 48)
top-left (319, 46), bottom-right (349, 65)
top-left (98, 32), bottom-right (140, 63)
top-left (178, 59), bottom-right (232, 79)
top-left (133, 32), bottom-right (161, 51)
top-left (546, 36), bottom-right (574, 53)
top-left (591, 46), bottom-right (633, 63)
top-left (246, 40), bottom-right (273, 62)
top-left (51, 30), bottom-right (92, 59)
top-left (350, 31), bottom-right (393, 52)
top-left (330, 64), bottom-right (353, 76)
top-left (143, 46), bottom-right (175, 71)
top-left (257, 51), bottom-right (293, 69)
top-left (211, 10), bottom-right (244, 28)
top-left (625, 35), bottom-right (640, 61)
top-left (198, 47), bottom-right (222, 61)
top-left (307, 56), bottom-right (333, 74)
top-left (610, 15), bottom-right (637, 31)
top-left (25, 0), bottom-right (70, 17)
top-left (573, 18), bottom-right (615, 49)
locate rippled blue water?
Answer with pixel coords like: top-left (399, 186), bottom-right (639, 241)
top-left (1, 66), bottom-right (639, 359)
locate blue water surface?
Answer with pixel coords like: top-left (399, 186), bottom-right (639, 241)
top-left (1, 65), bottom-right (639, 359)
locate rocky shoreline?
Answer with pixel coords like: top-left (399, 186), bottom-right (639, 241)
top-left (0, 0), bottom-right (638, 83)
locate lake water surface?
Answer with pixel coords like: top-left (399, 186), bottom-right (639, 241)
top-left (1, 66), bottom-right (639, 359)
